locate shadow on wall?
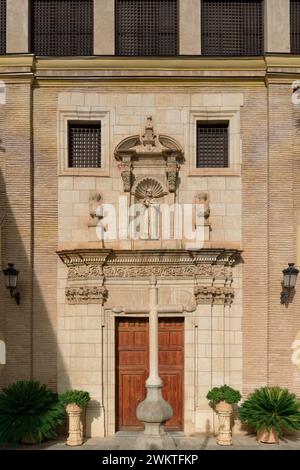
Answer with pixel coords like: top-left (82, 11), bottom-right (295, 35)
top-left (0, 163), bottom-right (100, 438)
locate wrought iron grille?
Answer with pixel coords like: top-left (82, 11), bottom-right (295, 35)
top-left (31, 0), bottom-right (93, 56)
top-left (68, 122), bottom-right (101, 168)
top-left (0, 0), bottom-right (6, 54)
top-left (291, 0), bottom-right (300, 53)
top-left (116, 0), bottom-right (178, 56)
top-left (201, 0), bottom-right (263, 56)
top-left (196, 123), bottom-right (229, 168)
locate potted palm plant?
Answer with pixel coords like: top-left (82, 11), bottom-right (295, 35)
top-left (206, 384), bottom-right (242, 446)
top-left (59, 390), bottom-right (90, 446)
top-left (0, 381), bottom-right (64, 446)
top-left (239, 386), bottom-right (300, 444)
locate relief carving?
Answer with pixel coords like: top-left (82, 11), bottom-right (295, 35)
top-left (194, 286), bottom-right (234, 306)
top-left (133, 177), bottom-right (167, 205)
top-left (66, 286), bottom-right (108, 305)
top-left (195, 192), bottom-right (210, 220)
top-left (68, 265), bottom-right (103, 281)
top-left (89, 192), bottom-right (102, 227)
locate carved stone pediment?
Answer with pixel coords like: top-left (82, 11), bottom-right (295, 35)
top-left (114, 117), bottom-right (184, 193)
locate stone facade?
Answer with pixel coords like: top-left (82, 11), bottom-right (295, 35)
top-left (1, 1), bottom-right (300, 439)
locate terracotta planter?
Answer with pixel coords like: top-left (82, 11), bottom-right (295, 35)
top-left (257, 428), bottom-right (279, 444)
top-left (215, 401), bottom-right (233, 446)
top-left (66, 403), bottom-right (84, 446)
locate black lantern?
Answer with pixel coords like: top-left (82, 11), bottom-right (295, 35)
top-left (281, 263), bottom-right (299, 304)
top-left (2, 263), bottom-right (20, 304)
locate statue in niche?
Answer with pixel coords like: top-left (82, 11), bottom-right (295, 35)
top-left (133, 178), bottom-right (167, 240)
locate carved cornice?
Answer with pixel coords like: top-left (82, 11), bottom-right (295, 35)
top-left (58, 249), bottom-right (240, 280)
top-left (58, 249), bottom-right (112, 269)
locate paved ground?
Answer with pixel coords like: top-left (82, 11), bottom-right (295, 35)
top-left (3, 432), bottom-right (300, 451)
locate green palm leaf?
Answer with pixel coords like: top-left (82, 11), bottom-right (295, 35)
top-left (0, 381), bottom-right (65, 446)
top-left (239, 386), bottom-right (300, 438)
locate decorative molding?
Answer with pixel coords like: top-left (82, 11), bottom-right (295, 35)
top-left (66, 286), bottom-right (108, 305)
top-left (194, 286), bottom-right (234, 306)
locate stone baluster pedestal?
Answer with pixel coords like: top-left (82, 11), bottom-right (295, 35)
top-left (215, 401), bottom-right (233, 446)
top-left (66, 404), bottom-right (84, 446)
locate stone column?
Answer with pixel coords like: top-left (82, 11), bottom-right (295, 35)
top-left (179, 0), bottom-right (201, 55)
top-left (265, 0), bottom-right (290, 53)
top-left (134, 277), bottom-right (176, 450)
top-left (7, 0), bottom-right (29, 53)
top-left (94, 0), bottom-right (115, 55)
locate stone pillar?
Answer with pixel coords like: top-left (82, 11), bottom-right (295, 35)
top-left (7, 0), bottom-right (29, 53)
top-left (148, 281), bottom-right (160, 386)
top-left (179, 0), bottom-right (201, 55)
top-left (94, 0), bottom-right (115, 55)
top-left (265, 0), bottom-right (290, 53)
top-left (134, 277), bottom-right (176, 450)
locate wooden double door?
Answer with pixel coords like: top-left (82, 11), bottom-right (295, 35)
top-left (116, 317), bottom-right (184, 431)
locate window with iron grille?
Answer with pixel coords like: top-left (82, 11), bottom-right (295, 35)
top-left (116, 0), bottom-right (178, 56)
top-left (31, 0), bottom-right (93, 56)
top-left (68, 122), bottom-right (101, 168)
top-left (201, 0), bottom-right (263, 56)
top-left (291, 0), bottom-right (300, 53)
top-left (196, 122), bottom-right (229, 168)
top-left (0, 0), bottom-right (6, 54)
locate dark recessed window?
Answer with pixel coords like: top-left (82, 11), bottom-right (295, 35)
top-left (201, 0), bottom-right (263, 56)
top-left (68, 122), bottom-right (101, 168)
top-left (116, 0), bottom-right (178, 56)
top-left (291, 0), bottom-right (300, 54)
top-left (196, 122), bottom-right (229, 168)
top-left (31, 0), bottom-right (94, 56)
top-left (0, 0), bottom-right (6, 54)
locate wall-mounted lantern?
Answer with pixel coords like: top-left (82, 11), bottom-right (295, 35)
top-left (281, 263), bottom-right (299, 305)
top-left (2, 263), bottom-right (20, 305)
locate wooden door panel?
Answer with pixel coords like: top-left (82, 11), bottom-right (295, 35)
top-left (116, 317), bottom-right (184, 431)
top-left (118, 371), bottom-right (147, 430)
top-left (161, 372), bottom-right (183, 430)
top-left (119, 350), bottom-right (148, 367)
top-left (159, 350), bottom-right (184, 367)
